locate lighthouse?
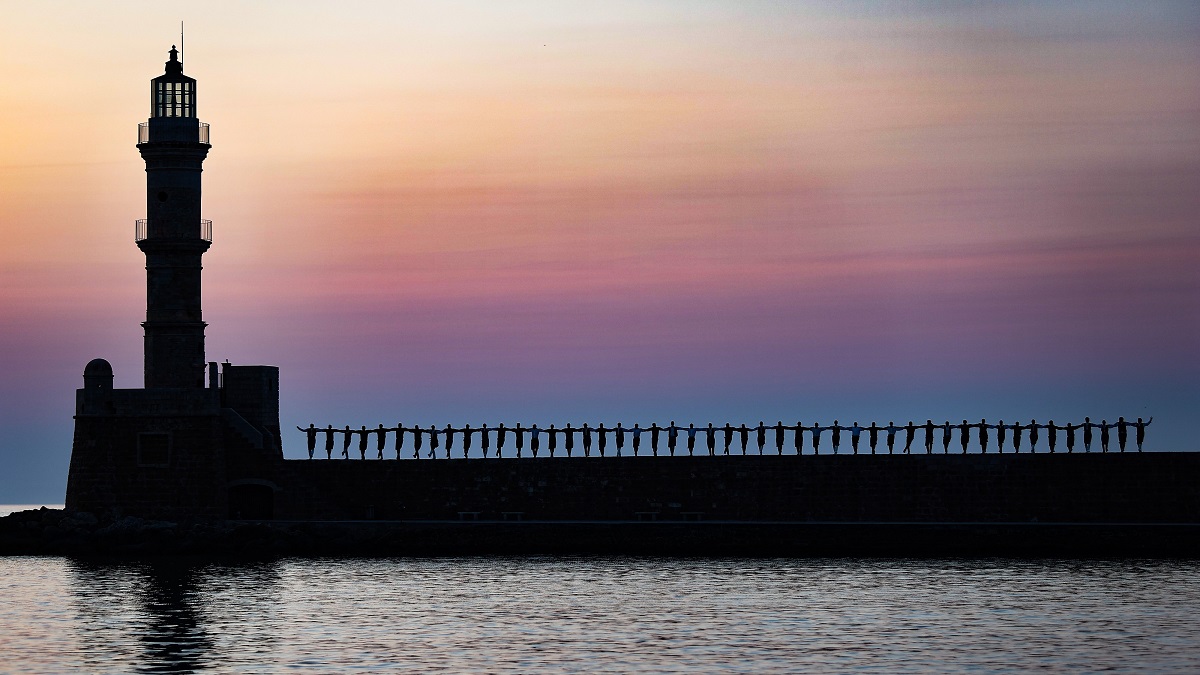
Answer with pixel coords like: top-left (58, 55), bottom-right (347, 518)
top-left (67, 47), bottom-right (282, 520)
top-left (136, 45), bottom-right (212, 389)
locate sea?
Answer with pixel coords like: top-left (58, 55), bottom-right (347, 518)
top-left (2, 507), bottom-right (1199, 672)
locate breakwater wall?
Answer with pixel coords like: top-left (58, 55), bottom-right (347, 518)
top-left (236, 452), bottom-right (1200, 524)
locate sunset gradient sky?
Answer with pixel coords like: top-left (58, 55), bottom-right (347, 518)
top-left (2, 1), bottom-right (1198, 500)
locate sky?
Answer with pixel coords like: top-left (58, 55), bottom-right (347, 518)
top-left (1, 1), bottom-right (1198, 502)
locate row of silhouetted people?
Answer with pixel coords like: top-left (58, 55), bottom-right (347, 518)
top-left (297, 417), bottom-right (1153, 459)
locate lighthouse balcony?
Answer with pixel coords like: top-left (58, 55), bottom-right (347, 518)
top-left (138, 121), bottom-right (210, 145)
top-left (136, 219), bottom-right (212, 243)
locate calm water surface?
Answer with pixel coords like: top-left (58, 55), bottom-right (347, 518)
top-left (1, 557), bottom-right (1198, 673)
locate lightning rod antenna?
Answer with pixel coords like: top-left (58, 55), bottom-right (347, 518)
top-left (180, 21), bottom-right (184, 66)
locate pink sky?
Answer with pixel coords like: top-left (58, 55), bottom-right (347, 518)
top-left (1, 2), bottom-right (1198, 500)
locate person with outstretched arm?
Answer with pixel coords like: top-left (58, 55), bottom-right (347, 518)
top-left (723, 423), bottom-right (734, 455)
top-left (323, 424), bottom-right (336, 459)
top-left (756, 421), bottom-right (767, 455)
top-left (1064, 421), bottom-right (1080, 453)
top-left (686, 423), bottom-right (698, 456)
top-left (514, 423), bottom-right (525, 458)
top-left (443, 424), bottom-right (455, 459)
top-left (848, 421), bottom-right (864, 455)
top-left (496, 423), bottom-right (507, 458)
top-left (923, 420), bottom-right (935, 454)
top-left (1135, 417), bottom-right (1153, 452)
top-left (774, 421), bottom-right (786, 455)
top-left (868, 422), bottom-right (880, 454)
top-left (632, 424), bottom-right (643, 456)
top-left (939, 421), bottom-right (951, 454)
top-left (1116, 417), bottom-right (1129, 452)
top-left (957, 420), bottom-right (970, 454)
top-left (596, 423), bottom-right (607, 457)
top-left (462, 423), bottom-right (473, 458)
top-left (564, 423), bottom-right (575, 457)
top-left (547, 424), bottom-right (558, 457)
top-left (995, 420), bottom-right (1007, 453)
top-left (428, 425), bottom-right (440, 459)
top-left (480, 423), bottom-right (490, 458)
top-left (1012, 420), bottom-right (1024, 453)
top-left (615, 422), bottom-right (626, 457)
top-left (529, 424), bottom-right (540, 458)
top-left (706, 423), bottom-right (717, 456)
top-left (1082, 417), bottom-right (1094, 452)
top-left (1045, 420), bottom-right (1058, 453)
top-left (739, 423), bottom-right (750, 455)
top-left (1100, 419), bottom-right (1111, 453)
top-left (885, 422), bottom-right (898, 455)
top-left (831, 420), bottom-right (843, 454)
top-left (376, 423), bottom-right (387, 459)
top-left (394, 423), bottom-right (406, 459)
top-left (667, 421), bottom-right (679, 456)
top-left (298, 424), bottom-right (317, 459)
top-left (810, 422), bottom-right (824, 455)
top-left (342, 425), bottom-right (353, 459)
top-left (793, 421), bottom-right (804, 455)
top-left (412, 426), bottom-right (424, 459)
top-left (650, 423), bottom-right (662, 456)
top-left (977, 419), bottom-right (990, 454)
top-left (903, 421), bottom-right (916, 454)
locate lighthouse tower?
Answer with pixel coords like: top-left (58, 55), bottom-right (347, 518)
top-left (66, 47), bottom-right (282, 520)
top-left (137, 46), bottom-right (211, 389)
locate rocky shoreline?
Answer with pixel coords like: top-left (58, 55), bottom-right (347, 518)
top-left (4, 507), bottom-right (1200, 557)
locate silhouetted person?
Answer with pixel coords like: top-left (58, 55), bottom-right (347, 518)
top-left (686, 423), bottom-right (698, 456)
top-left (904, 421), bottom-right (916, 454)
top-left (462, 423), bottom-right (473, 458)
top-left (958, 420), bottom-right (970, 454)
top-left (597, 423), bottom-right (607, 457)
top-left (1135, 417), bottom-right (1153, 451)
top-left (299, 424), bottom-right (317, 459)
top-left (581, 422), bottom-right (593, 457)
top-left (977, 419), bottom-right (989, 454)
top-left (668, 421), bottom-right (679, 456)
top-left (515, 423), bottom-right (525, 458)
top-left (428, 425), bottom-right (439, 458)
top-left (376, 423), bottom-right (387, 459)
top-left (723, 423), bottom-right (734, 455)
top-left (810, 422), bottom-right (823, 454)
top-left (355, 425), bottom-right (369, 459)
top-left (444, 423), bottom-right (455, 459)
top-left (394, 423), bottom-right (406, 459)
top-left (632, 424), bottom-right (643, 456)
top-left (1083, 417), bottom-right (1094, 452)
top-left (756, 422), bottom-right (766, 455)
top-left (831, 420), bottom-right (843, 454)
top-left (324, 425), bottom-right (335, 459)
top-left (792, 421), bottom-right (804, 455)
top-left (1064, 421), bottom-right (1079, 453)
top-left (615, 422), bottom-right (626, 456)
top-left (342, 425), bottom-right (352, 459)
top-left (738, 423), bottom-right (750, 455)
top-left (940, 421), bottom-right (951, 454)
top-left (480, 424), bottom-right (490, 458)
top-left (650, 423), bottom-right (662, 456)
top-left (923, 420), bottom-right (935, 454)
top-left (413, 426), bottom-right (424, 458)
top-left (1045, 420), bottom-right (1058, 453)
top-left (1012, 420), bottom-right (1024, 453)
top-left (885, 422), bottom-right (899, 455)
top-left (706, 423), bottom-right (717, 456)
top-left (497, 423), bottom-right (507, 457)
top-left (1116, 417), bottom-right (1129, 452)
top-left (1026, 419), bottom-right (1040, 453)
top-left (848, 421), bottom-right (864, 455)
top-left (548, 424), bottom-right (558, 457)
top-left (529, 424), bottom-right (540, 457)
top-left (1100, 419), bottom-right (1111, 453)
top-left (995, 419), bottom-right (1007, 453)
top-left (868, 422), bottom-right (879, 454)
top-left (774, 421), bottom-right (786, 455)
top-left (564, 423), bottom-right (575, 457)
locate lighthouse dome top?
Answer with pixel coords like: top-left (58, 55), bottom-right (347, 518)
top-left (151, 45), bottom-right (196, 119)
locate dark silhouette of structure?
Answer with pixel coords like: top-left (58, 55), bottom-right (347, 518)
top-left (62, 48), bottom-right (1195, 534)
